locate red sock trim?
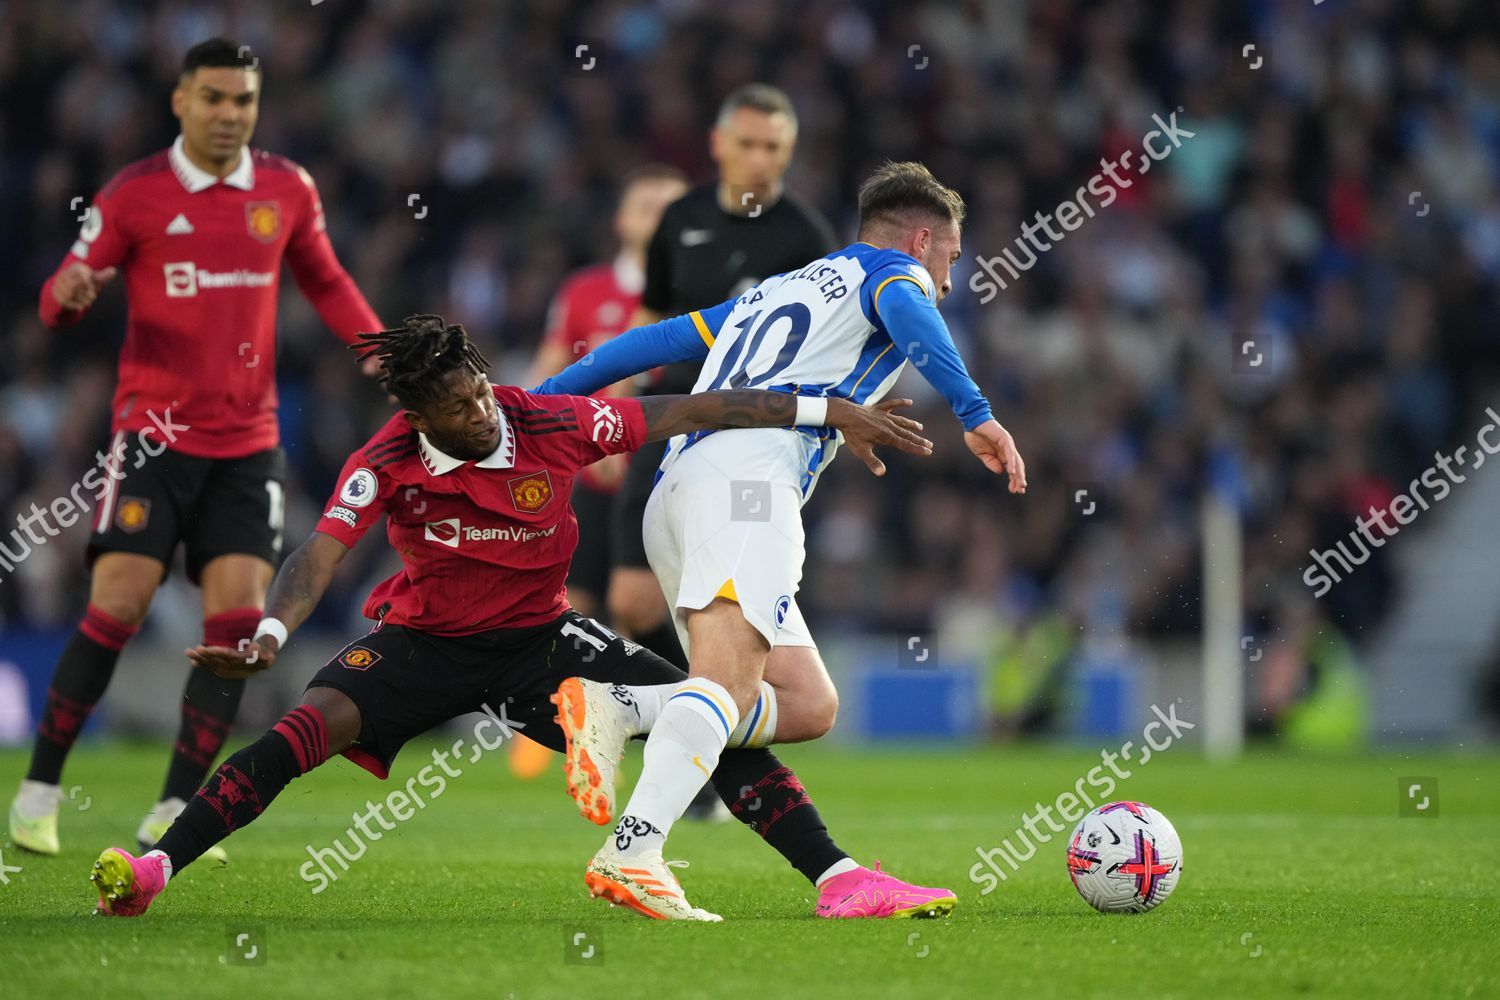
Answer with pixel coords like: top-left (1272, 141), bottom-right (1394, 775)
top-left (204, 606), bottom-right (264, 649)
top-left (340, 746), bottom-right (391, 780)
top-left (271, 704), bottom-right (329, 774)
top-left (79, 604), bottom-right (138, 652)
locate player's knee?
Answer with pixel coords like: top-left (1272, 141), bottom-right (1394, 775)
top-left (87, 599), bottom-right (149, 629)
top-left (808, 685), bottom-right (840, 738)
top-left (200, 554), bottom-right (274, 614)
top-left (788, 683), bottom-right (838, 739)
top-left (299, 687), bottom-right (362, 755)
top-left (88, 589), bottom-right (153, 627)
top-left (722, 673), bottom-right (764, 717)
top-left (607, 581), bottom-right (664, 635)
top-left (604, 586), bottom-right (636, 630)
top-left (88, 555), bottom-right (162, 625)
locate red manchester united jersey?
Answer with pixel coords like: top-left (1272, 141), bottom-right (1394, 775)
top-left (542, 254), bottom-right (644, 492)
top-left (315, 385), bottom-right (647, 634)
top-left (542, 255), bottom-right (644, 376)
top-left (39, 136), bottom-right (381, 459)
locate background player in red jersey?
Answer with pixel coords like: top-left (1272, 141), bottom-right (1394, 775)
top-left (9, 39), bottom-right (381, 861)
top-left (510, 164), bottom-right (689, 780)
top-left (86, 315), bottom-right (951, 922)
top-left (529, 164), bottom-right (689, 617)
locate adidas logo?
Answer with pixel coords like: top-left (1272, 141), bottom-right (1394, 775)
top-left (165, 214), bottom-right (194, 235)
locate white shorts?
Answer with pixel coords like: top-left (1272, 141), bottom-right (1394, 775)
top-left (644, 428), bottom-right (817, 652)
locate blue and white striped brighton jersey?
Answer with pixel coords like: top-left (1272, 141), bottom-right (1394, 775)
top-left (535, 242), bottom-right (993, 498)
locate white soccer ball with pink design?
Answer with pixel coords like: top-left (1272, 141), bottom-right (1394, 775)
top-left (1065, 801), bottom-right (1182, 913)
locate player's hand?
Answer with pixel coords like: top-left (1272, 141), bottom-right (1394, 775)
top-left (964, 418), bottom-right (1027, 493)
top-left (51, 262), bottom-right (117, 311)
top-left (186, 636), bottom-right (280, 679)
top-left (826, 397), bottom-right (933, 477)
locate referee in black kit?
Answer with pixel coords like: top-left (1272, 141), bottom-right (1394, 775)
top-left (609, 83), bottom-right (836, 818)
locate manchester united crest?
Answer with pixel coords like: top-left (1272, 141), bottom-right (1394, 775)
top-left (338, 646), bottom-right (381, 671)
top-left (245, 201), bottom-right (281, 243)
top-left (115, 497), bottom-right (150, 533)
top-left (508, 470), bottom-right (554, 513)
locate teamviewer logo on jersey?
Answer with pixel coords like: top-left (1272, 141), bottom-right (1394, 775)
top-left (164, 261), bottom-right (197, 297)
top-left (424, 518), bottom-right (461, 548)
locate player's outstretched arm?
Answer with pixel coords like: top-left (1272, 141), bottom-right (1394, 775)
top-left (875, 276), bottom-right (1027, 492)
top-left (533, 305), bottom-right (725, 397)
top-left (638, 392), bottom-right (933, 475)
top-left (964, 419), bottom-right (1027, 493)
top-left (185, 531), bottom-right (350, 679)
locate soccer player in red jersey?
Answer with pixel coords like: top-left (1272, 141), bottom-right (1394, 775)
top-left (87, 315), bottom-right (953, 921)
top-left (509, 165), bottom-right (688, 780)
top-left (9, 39), bottom-right (381, 860)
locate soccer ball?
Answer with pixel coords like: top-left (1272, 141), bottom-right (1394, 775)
top-left (1065, 801), bottom-right (1182, 913)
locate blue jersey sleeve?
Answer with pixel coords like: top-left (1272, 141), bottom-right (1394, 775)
top-left (874, 275), bottom-right (994, 431)
top-left (532, 300), bottom-right (731, 396)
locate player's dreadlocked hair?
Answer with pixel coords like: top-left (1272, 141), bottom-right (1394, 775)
top-left (352, 315), bottom-right (492, 411)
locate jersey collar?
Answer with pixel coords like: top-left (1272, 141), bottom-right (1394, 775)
top-left (417, 411), bottom-right (515, 475)
top-left (613, 252), bottom-right (644, 295)
top-left (169, 135), bottom-right (255, 193)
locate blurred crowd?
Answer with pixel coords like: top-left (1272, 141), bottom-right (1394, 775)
top-left (3, 1), bottom-right (1499, 732)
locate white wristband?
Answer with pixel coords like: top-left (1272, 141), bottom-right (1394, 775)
top-left (795, 396), bottom-right (829, 427)
top-left (254, 617), bottom-right (289, 648)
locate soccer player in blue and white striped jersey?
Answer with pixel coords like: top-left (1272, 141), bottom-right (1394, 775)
top-left (537, 162), bottom-right (1026, 918)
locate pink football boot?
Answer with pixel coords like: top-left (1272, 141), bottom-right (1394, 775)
top-left (815, 861), bottom-right (957, 918)
top-left (90, 847), bottom-right (168, 916)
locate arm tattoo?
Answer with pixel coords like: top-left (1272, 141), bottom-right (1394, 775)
top-left (639, 390), bottom-right (800, 442)
top-left (264, 535), bottom-right (346, 631)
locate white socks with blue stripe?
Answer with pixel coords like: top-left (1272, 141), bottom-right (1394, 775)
top-left (727, 681), bottom-right (778, 749)
top-left (619, 680), bottom-right (778, 748)
top-left (614, 678), bottom-right (739, 856)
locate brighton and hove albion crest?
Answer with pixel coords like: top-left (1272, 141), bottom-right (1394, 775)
top-left (245, 201), bottom-right (281, 243)
top-left (508, 471), bottom-right (554, 513)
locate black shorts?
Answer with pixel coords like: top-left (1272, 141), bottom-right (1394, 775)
top-left (87, 438), bottom-right (286, 584)
top-left (608, 438), bottom-right (667, 570)
top-left (566, 478), bottom-right (615, 602)
top-left (306, 611), bottom-right (686, 778)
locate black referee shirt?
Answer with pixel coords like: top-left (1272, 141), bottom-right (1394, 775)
top-left (639, 184), bottom-right (837, 394)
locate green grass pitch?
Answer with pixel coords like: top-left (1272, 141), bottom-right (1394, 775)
top-left (1, 740), bottom-right (1496, 999)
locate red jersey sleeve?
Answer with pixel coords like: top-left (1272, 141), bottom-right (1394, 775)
top-left (315, 446), bottom-right (395, 548)
top-left (568, 393), bottom-right (646, 467)
top-left (512, 389), bottom-right (646, 471)
top-left (39, 189), bottom-right (131, 329)
top-left (283, 164), bottom-right (382, 346)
